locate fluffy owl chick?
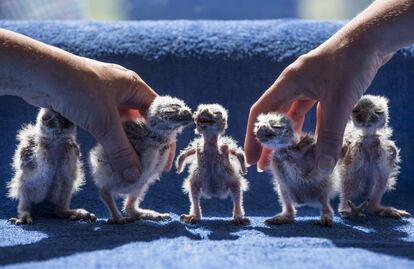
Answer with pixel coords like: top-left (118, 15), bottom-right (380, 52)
top-left (90, 96), bottom-right (193, 224)
top-left (8, 109), bottom-right (95, 225)
top-left (338, 95), bottom-right (410, 219)
top-left (254, 112), bottom-right (337, 227)
top-left (176, 104), bottom-right (249, 225)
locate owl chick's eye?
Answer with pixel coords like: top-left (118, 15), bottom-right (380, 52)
top-left (352, 108), bottom-right (361, 114)
top-left (272, 125), bottom-right (285, 130)
top-left (42, 115), bottom-right (52, 122)
top-left (375, 110), bottom-right (384, 115)
top-left (269, 120), bottom-right (277, 127)
top-left (163, 109), bottom-right (177, 114)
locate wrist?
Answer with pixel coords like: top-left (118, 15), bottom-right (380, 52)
top-left (336, 0), bottom-right (414, 58)
top-left (340, 21), bottom-right (396, 60)
top-left (0, 28), bottom-right (80, 100)
top-left (317, 20), bottom-right (394, 70)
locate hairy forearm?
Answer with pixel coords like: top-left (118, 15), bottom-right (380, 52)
top-left (0, 28), bottom-right (79, 98)
top-left (333, 0), bottom-right (414, 56)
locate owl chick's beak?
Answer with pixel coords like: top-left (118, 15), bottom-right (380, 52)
top-left (178, 109), bottom-right (193, 124)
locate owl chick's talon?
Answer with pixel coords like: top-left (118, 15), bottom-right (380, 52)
top-left (265, 214), bottom-right (295, 225)
top-left (341, 200), bottom-right (368, 219)
top-left (144, 213), bottom-right (171, 222)
top-left (319, 214), bottom-right (334, 227)
top-left (371, 207), bottom-right (411, 219)
top-left (67, 210), bottom-right (97, 222)
top-left (232, 216), bottom-right (250, 226)
top-left (180, 214), bottom-right (200, 224)
top-left (9, 215), bottom-right (33, 225)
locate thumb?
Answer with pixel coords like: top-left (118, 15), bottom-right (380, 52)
top-left (315, 99), bottom-right (352, 174)
top-left (93, 110), bottom-right (142, 182)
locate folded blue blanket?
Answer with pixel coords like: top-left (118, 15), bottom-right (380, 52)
top-left (0, 20), bottom-right (413, 269)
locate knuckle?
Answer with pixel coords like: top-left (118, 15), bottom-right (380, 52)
top-left (126, 70), bottom-right (143, 85)
top-left (318, 126), bottom-right (343, 141)
top-left (280, 65), bottom-right (298, 80)
top-left (100, 63), bottom-right (117, 74)
top-left (317, 130), bottom-right (344, 156)
top-left (296, 54), bottom-right (308, 64)
top-left (109, 63), bottom-right (128, 71)
top-left (249, 102), bottom-right (265, 124)
top-left (123, 71), bottom-right (145, 97)
top-left (318, 130), bottom-right (344, 144)
top-left (297, 51), bottom-right (319, 66)
top-left (249, 102), bottom-right (257, 113)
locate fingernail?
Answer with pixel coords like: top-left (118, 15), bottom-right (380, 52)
top-left (257, 166), bottom-right (264, 173)
top-left (317, 155), bottom-right (335, 174)
top-left (122, 167), bottom-right (141, 182)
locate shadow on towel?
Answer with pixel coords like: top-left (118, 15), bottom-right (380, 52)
top-left (0, 208), bottom-right (413, 266)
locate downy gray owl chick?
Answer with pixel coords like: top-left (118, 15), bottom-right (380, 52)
top-left (338, 95), bottom-right (410, 219)
top-left (176, 104), bottom-right (249, 225)
top-left (90, 96), bottom-right (193, 224)
top-left (254, 112), bottom-right (337, 227)
top-left (8, 109), bottom-right (95, 225)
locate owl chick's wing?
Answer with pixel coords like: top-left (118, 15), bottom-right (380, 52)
top-left (385, 140), bottom-right (400, 190)
top-left (123, 120), bottom-right (150, 141)
top-left (15, 124), bottom-right (37, 170)
top-left (220, 135), bottom-right (247, 175)
top-left (175, 137), bottom-right (202, 174)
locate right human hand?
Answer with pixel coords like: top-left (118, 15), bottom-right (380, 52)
top-left (244, 34), bottom-right (394, 173)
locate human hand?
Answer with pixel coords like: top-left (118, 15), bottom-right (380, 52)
top-left (23, 56), bottom-right (157, 182)
top-left (244, 34), bottom-right (393, 173)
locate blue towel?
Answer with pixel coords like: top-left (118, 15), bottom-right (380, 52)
top-left (0, 20), bottom-right (413, 269)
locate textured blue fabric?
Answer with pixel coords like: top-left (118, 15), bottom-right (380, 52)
top-left (124, 0), bottom-right (299, 20)
top-left (0, 20), bottom-right (413, 268)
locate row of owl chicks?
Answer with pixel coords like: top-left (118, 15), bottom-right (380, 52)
top-left (6, 95), bottom-right (410, 226)
top-left (7, 96), bottom-right (248, 225)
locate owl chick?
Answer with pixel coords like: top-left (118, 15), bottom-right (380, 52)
top-left (338, 95), bottom-right (410, 219)
top-left (8, 109), bottom-right (95, 225)
top-left (254, 112), bottom-right (337, 227)
top-left (89, 96), bottom-right (193, 224)
top-left (176, 104), bottom-right (249, 225)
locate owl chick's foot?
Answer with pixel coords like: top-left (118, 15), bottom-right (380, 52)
top-left (57, 208), bottom-right (97, 222)
top-left (128, 208), bottom-right (171, 222)
top-left (232, 216), bottom-right (250, 226)
top-left (265, 213), bottom-right (295, 225)
top-left (340, 200), bottom-right (368, 219)
top-left (180, 214), bottom-right (200, 224)
top-left (319, 213), bottom-right (333, 227)
top-left (9, 212), bottom-right (33, 225)
top-left (369, 207), bottom-right (411, 219)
